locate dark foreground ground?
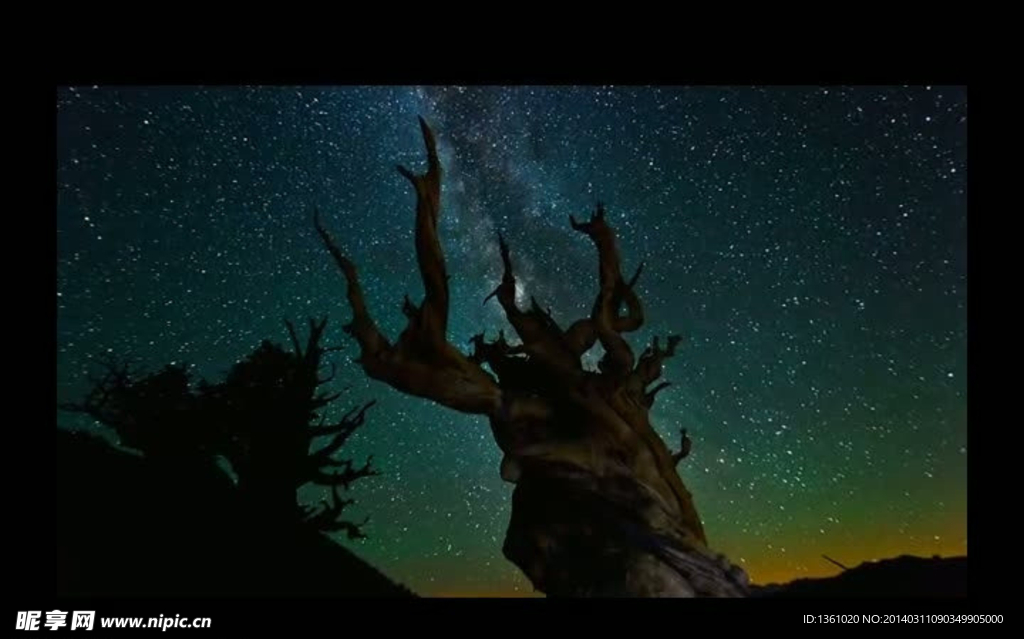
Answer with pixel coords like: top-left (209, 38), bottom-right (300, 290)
top-left (750, 555), bottom-right (968, 598)
top-left (58, 428), bottom-right (966, 599)
top-left (56, 429), bottom-right (414, 597)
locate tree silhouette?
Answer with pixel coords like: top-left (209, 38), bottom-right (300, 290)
top-left (61, 318), bottom-right (378, 539)
top-left (60, 357), bottom-right (219, 466)
top-left (215, 317), bottom-right (378, 538)
top-left (313, 117), bottom-right (749, 596)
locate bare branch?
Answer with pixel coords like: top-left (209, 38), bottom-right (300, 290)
top-left (398, 116), bottom-right (448, 351)
top-left (285, 319), bottom-right (303, 358)
top-left (59, 355), bottom-right (137, 431)
top-left (315, 119), bottom-right (503, 417)
top-left (301, 484), bottom-right (369, 539)
top-left (309, 455), bottom-right (378, 489)
top-left (317, 361), bottom-right (337, 385)
top-left (314, 207), bottom-right (391, 357)
top-left (483, 233), bottom-right (584, 377)
top-left (616, 262), bottom-right (645, 333)
top-left (312, 390), bottom-right (343, 409)
top-left (310, 399), bottom-right (376, 442)
top-left (671, 428), bottom-right (692, 465)
top-left (402, 294), bottom-right (419, 320)
top-left (569, 204), bottom-right (635, 376)
top-left (635, 334), bottom-right (683, 386)
top-left (644, 381), bottom-right (673, 408)
top-left (304, 316), bottom-right (329, 365)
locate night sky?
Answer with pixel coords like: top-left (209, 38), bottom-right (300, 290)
top-left (56, 85), bottom-right (967, 597)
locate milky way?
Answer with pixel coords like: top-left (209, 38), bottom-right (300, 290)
top-left (57, 85), bottom-right (967, 596)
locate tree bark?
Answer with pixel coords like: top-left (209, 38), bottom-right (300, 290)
top-left (315, 117), bottom-right (749, 597)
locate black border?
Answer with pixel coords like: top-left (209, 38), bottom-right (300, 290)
top-left (37, 58), bottom-right (992, 633)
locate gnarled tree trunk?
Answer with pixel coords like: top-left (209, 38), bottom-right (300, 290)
top-left (314, 118), bottom-right (748, 597)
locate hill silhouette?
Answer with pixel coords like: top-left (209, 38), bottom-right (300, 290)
top-left (56, 428), bottom-right (415, 597)
top-left (57, 317), bottom-right (414, 597)
top-left (750, 555), bottom-right (967, 598)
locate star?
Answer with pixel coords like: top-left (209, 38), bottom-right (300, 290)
top-left (57, 85), bottom-right (967, 595)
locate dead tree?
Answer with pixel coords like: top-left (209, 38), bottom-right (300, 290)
top-left (62, 321), bottom-right (379, 539)
top-left (59, 357), bottom-right (212, 462)
top-left (219, 318), bottom-right (378, 537)
top-left (314, 118), bottom-right (748, 596)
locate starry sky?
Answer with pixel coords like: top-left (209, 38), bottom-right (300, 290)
top-left (56, 85), bottom-right (967, 597)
